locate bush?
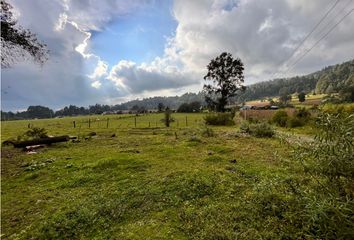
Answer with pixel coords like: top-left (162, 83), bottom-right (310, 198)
top-left (17, 127), bottom-right (48, 141)
top-left (291, 113), bottom-right (354, 238)
top-left (294, 113), bottom-right (354, 189)
top-left (204, 113), bottom-right (235, 126)
top-left (286, 117), bottom-right (304, 128)
top-left (249, 122), bottom-right (275, 138)
top-left (239, 121), bottom-right (250, 133)
top-left (285, 108), bottom-right (311, 128)
top-left (294, 108), bottom-right (311, 120)
top-left (321, 103), bottom-right (354, 115)
top-left (272, 110), bottom-right (289, 127)
top-left (240, 121), bottom-right (275, 138)
top-left (25, 127), bottom-right (48, 138)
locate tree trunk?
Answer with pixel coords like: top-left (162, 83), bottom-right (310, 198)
top-left (13, 135), bottom-right (70, 148)
top-left (218, 95), bottom-right (228, 112)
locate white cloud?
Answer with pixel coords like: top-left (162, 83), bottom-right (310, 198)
top-left (107, 59), bottom-right (199, 94)
top-left (89, 60), bottom-right (108, 80)
top-left (169, 0), bottom-right (354, 83)
top-left (91, 81), bottom-right (102, 89)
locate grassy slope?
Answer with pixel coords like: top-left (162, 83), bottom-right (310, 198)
top-left (0, 113), bottom-right (332, 239)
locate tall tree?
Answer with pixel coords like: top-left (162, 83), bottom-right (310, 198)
top-left (1, 0), bottom-right (49, 68)
top-left (203, 52), bottom-right (245, 112)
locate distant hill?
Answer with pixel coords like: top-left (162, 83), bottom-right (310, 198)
top-left (236, 59), bottom-right (354, 102)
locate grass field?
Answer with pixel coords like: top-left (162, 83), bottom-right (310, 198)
top-left (1, 113), bottom-right (352, 239)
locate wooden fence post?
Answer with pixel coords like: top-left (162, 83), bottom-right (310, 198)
top-left (88, 119), bottom-right (91, 128)
top-left (185, 116), bottom-right (188, 126)
top-left (73, 121), bottom-right (76, 128)
top-left (134, 117), bottom-right (137, 127)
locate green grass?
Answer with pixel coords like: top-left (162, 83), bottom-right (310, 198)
top-left (1, 113), bottom-right (352, 239)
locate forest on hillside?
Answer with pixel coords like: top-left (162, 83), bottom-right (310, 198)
top-left (236, 59), bottom-right (354, 102)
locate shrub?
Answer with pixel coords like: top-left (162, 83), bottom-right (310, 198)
top-left (285, 108), bottom-right (311, 128)
top-left (249, 122), bottom-right (275, 138)
top-left (294, 113), bottom-right (354, 186)
top-left (204, 113), bottom-right (235, 126)
top-left (291, 113), bottom-right (354, 238)
top-left (17, 127), bottom-right (48, 141)
top-left (272, 110), bottom-right (289, 127)
top-left (294, 107), bottom-right (311, 120)
top-left (25, 127), bottom-right (48, 138)
top-left (240, 121), bottom-right (275, 138)
top-left (239, 121), bottom-right (250, 133)
top-left (286, 117), bottom-right (305, 128)
top-left (321, 103), bottom-right (354, 115)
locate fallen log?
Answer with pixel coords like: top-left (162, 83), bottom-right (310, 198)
top-left (13, 135), bottom-right (70, 148)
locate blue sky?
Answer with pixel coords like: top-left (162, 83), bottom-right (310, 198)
top-left (90, 0), bottom-right (177, 65)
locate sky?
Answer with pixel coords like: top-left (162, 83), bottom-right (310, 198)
top-left (1, 0), bottom-right (354, 111)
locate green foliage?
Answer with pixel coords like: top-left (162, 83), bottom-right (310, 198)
top-left (236, 59), bottom-right (354, 102)
top-left (204, 113), bottom-right (235, 126)
top-left (298, 92), bottom-right (306, 102)
top-left (338, 85), bottom-right (354, 102)
top-left (272, 110), bottom-right (289, 127)
top-left (289, 113), bottom-right (354, 238)
top-left (295, 113), bottom-right (354, 184)
top-left (286, 117), bottom-right (305, 128)
top-left (239, 121), bottom-right (250, 133)
top-left (177, 101), bottom-right (201, 113)
top-left (25, 127), bottom-right (48, 138)
top-left (203, 52), bottom-right (245, 112)
top-left (286, 108), bottom-right (312, 128)
top-left (315, 61), bottom-right (354, 94)
top-left (250, 122), bottom-right (275, 138)
top-left (294, 107), bottom-right (311, 119)
top-left (17, 127), bottom-right (48, 141)
top-left (320, 103), bottom-right (354, 115)
top-left (240, 121), bottom-right (275, 138)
